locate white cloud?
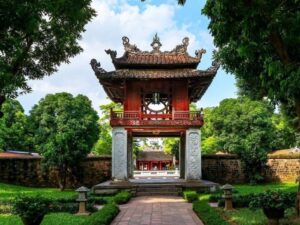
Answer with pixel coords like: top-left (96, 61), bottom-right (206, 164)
top-left (17, 0), bottom-right (216, 115)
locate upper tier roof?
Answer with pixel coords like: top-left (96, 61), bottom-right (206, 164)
top-left (90, 35), bottom-right (220, 102)
top-left (104, 35), bottom-right (206, 69)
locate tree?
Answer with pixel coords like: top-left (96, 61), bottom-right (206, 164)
top-left (202, 0), bottom-right (300, 130)
top-left (29, 93), bottom-right (99, 190)
top-left (92, 101), bottom-right (122, 155)
top-left (0, 0), bottom-right (96, 117)
top-left (271, 112), bottom-right (296, 149)
top-left (163, 138), bottom-right (179, 160)
top-left (206, 97), bottom-right (278, 183)
top-left (0, 99), bottom-right (30, 151)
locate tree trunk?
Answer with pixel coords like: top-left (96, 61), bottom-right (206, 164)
top-left (0, 95), bottom-right (6, 118)
top-left (295, 97), bottom-right (300, 131)
top-left (58, 165), bottom-right (67, 191)
top-left (269, 32), bottom-right (291, 65)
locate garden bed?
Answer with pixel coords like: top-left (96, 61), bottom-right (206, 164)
top-left (0, 182), bottom-right (132, 225)
top-left (190, 183), bottom-right (299, 225)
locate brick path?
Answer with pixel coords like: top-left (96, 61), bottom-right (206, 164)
top-left (111, 196), bottom-right (204, 225)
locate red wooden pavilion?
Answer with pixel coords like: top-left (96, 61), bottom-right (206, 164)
top-left (91, 35), bottom-right (219, 181)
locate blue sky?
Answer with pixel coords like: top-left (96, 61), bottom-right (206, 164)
top-left (18, 0), bottom-right (237, 115)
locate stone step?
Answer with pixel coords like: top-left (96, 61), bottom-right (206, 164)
top-left (136, 192), bottom-right (179, 196)
top-left (136, 188), bottom-right (181, 192)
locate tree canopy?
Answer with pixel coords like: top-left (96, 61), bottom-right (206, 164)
top-left (92, 101), bottom-right (122, 156)
top-left (202, 0), bottom-right (300, 129)
top-left (0, 0), bottom-right (96, 116)
top-left (201, 97), bottom-right (295, 183)
top-left (0, 98), bottom-right (30, 151)
top-left (29, 92), bottom-right (99, 190)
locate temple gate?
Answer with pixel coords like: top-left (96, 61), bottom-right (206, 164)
top-left (91, 35), bottom-right (219, 182)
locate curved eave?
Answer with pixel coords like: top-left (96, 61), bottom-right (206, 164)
top-left (93, 67), bottom-right (219, 103)
top-left (94, 69), bottom-right (217, 80)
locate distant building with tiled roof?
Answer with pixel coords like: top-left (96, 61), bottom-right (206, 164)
top-left (0, 151), bottom-right (41, 159)
top-left (136, 149), bottom-right (178, 171)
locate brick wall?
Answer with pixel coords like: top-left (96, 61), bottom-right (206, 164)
top-left (0, 156), bottom-right (111, 188)
top-left (0, 154), bottom-right (299, 187)
top-left (265, 156), bottom-right (300, 182)
top-left (202, 154), bottom-right (246, 183)
top-left (202, 154), bottom-right (300, 184)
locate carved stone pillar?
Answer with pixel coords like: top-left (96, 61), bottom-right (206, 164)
top-left (185, 128), bottom-right (202, 180)
top-left (112, 127), bottom-right (128, 181)
top-left (179, 133), bottom-right (186, 179)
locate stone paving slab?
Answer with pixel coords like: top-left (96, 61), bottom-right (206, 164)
top-left (111, 196), bottom-right (204, 225)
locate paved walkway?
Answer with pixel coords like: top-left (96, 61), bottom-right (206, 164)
top-left (111, 196), bottom-right (204, 225)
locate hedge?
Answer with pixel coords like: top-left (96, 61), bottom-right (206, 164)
top-left (183, 191), bottom-right (198, 203)
top-left (211, 192), bottom-right (297, 208)
top-left (193, 200), bottom-right (230, 225)
top-left (85, 203), bottom-right (119, 225)
top-left (113, 191), bottom-right (132, 204)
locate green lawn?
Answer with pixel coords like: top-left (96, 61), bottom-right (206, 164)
top-left (223, 208), bottom-right (300, 225)
top-left (234, 182), bottom-right (298, 195)
top-left (0, 183), bottom-right (76, 201)
top-left (0, 213), bottom-right (87, 225)
top-left (0, 183), bottom-right (81, 224)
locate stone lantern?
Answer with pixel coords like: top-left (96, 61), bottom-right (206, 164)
top-left (76, 186), bottom-right (90, 215)
top-left (221, 184), bottom-right (234, 211)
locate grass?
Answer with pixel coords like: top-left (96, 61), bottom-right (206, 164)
top-left (223, 208), bottom-right (300, 225)
top-left (234, 182), bottom-right (298, 195)
top-left (0, 213), bottom-right (87, 225)
top-left (223, 208), bottom-right (267, 225)
top-left (0, 183), bottom-right (76, 201)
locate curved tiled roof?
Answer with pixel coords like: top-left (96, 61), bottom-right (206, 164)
top-left (104, 35), bottom-right (206, 69)
top-left (137, 151), bottom-right (173, 161)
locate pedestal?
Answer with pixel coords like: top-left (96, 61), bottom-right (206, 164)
top-left (185, 128), bottom-right (202, 180)
top-left (76, 201), bottom-right (90, 216)
top-left (112, 127), bottom-right (128, 180)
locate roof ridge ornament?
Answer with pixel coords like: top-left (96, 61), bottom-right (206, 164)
top-left (151, 33), bottom-right (162, 53)
top-left (90, 59), bottom-right (106, 73)
top-left (208, 60), bottom-right (221, 72)
top-left (122, 36), bottom-right (141, 53)
top-left (105, 49), bottom-right (117, 59)
top-left (171, 37), bottom-right (189, 54)
top-left (195, 49), bottom-right (206, 60)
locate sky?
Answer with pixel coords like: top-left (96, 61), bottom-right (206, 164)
top-left (17, 0), bottom-right (237, 115)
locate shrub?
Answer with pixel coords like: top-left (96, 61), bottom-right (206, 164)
top-left (48, 201), bottom-right (96, 214)
top-left (113, 191), bottom-right (132, 204)
top-left (249, 190), bottom-right (295, 210)
top-left (85, 203), bottom-right (119, 225)
top-left (193, 200), bottom-right (230, 225)
top-left (218, 193), bottom-right (257, 208)
top-left (208, 194), bottom-right (222, 202)
top-left (183, 191), bottom-right (198, 203)
top-left (88, 195), bottom-right (109, 205)
top-left (13, 196), bottom-right (49, 225)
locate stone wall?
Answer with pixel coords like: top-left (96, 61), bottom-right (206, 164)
top-left (265, 156), bottom-right (300, 182)
top-left (202, 154), bottom-right (300, 184)
top-left (0, 154), bottom-right (299, 186)
top-left (202, 154), bottom-right (246, 184)
top-left (0, 156), bottom-right (111, 188)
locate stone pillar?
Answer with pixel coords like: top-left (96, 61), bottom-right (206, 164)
top-left (179, 133), bottom-right (185, 179)
top-left (112, 127), bottom-right (128, 181)
top-left (185, 128), bottom-right (202, 180)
